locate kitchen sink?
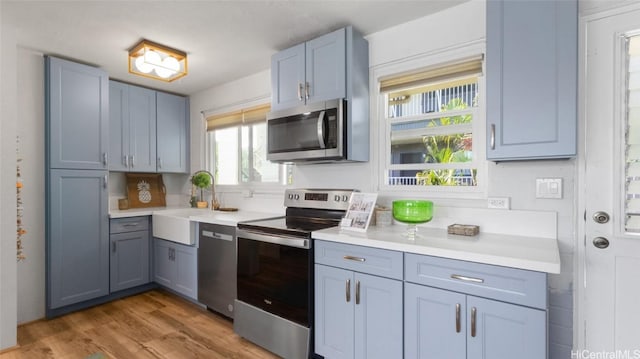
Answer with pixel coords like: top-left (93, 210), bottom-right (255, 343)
top-left (152, 209), bottom-right (207, 245)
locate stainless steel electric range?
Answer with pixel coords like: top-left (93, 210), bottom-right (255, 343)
top-left (234, 188), bottom-right (355, 359)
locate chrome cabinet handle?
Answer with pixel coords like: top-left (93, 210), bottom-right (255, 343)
top-left (317, 111), bottom-right (326, 149)
top-left (355, 280), bottom-right (361, 305)
top-left (471, 307), bottom-right (477, 337)
top-left (124, 155), bottom-right (129, 168)
top-left (131, 155), bottom-right (135, 168)
top-left (157, 157), bottom-right (162, 169)
top-left (104, 175), bottom-right (108, 189)
top-left (305, 82), bottom-right (310, 100)
top-left (455, 303), bottom-right (461, 333)
top-left (103, 152), bottom-right (108, 166)
top-left (343, 255), bottom-right (366, 262)
top-left (298, 83), bottom-right (304, 101)
top-left (346, 279), bottom-right (351, 302)
top-left (451, 274), bottom-right (484, 283)
top-left (490, 124), bottom-right (496, 150)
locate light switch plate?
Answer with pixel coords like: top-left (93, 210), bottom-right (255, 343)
top-left (536, 178), bottom-right (563, 199)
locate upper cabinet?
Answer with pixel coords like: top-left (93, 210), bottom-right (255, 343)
top-left (156, 92), bottom-right (189, 173)
top-left (271, 28), bottom-right (346, 110)
top-left (46, 56), bottom-right (109, 170)
top-left (109, 81), bottom-right (157, 172)
top-left (486, 0), bottom-right (577, 161)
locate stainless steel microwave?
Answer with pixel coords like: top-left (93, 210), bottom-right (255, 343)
top-left (267, 99), bottom-right (346, 163)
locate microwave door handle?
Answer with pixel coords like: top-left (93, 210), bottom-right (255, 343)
top-left (317, 110), bottom-right (326, 149)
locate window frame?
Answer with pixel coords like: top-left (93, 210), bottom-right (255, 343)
top-left (373, 42), bottom-right (488, 199)
top-left (204, 97), bottom-right (288, 191)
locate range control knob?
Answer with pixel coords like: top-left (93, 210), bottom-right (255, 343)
top-left (334, 195), bottom-right (341, 202)
top-left (288, 194), bottom-right (294, 200)
top-left (342, 195), bottom-right (349, 202)
top-left (294, 194), bottom-right (300, 200)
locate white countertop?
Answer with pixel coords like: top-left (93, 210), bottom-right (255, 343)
top-left (312, 225), bottom-right (561, 274)
top-left (109, 207), bottom-right (282, 226)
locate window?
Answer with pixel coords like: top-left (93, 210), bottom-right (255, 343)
top-left (205, 103), bottom-right (286, 186)
top-left (379, 55), bottom-right (485, 195)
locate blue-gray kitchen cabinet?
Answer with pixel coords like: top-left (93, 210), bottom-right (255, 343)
top-left (314, 241), bottom-right (403, 359)
top-left (153, 238), bottom-right (197, 300)
top-left (109, 217), bottom-right (151, 292)
top-left (156, 92), bottom-right (189, 173)
top-left (109, 81), bottom-right (157, 172)
top-left (271, 27), bottom-right (347, 111)
top-left (46, 56), bottom-right (109, 169)
top-left (486, 0), bottom-right (577, 160)
top-left (48, 169), bottom-right (109, 309)
top-left (405, 253), bottom-right (548, 359)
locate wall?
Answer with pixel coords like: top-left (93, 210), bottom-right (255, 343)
top-left (189, 1), bottom-right (575, 358)
top-left (15, 48), bottom-right (45, 324)
top-left (0, 7), bottom-right (19, 348)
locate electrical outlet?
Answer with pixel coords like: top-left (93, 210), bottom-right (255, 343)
top-left (488, 197), bottom-right (510, 209)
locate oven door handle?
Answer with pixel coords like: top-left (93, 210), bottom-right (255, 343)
top-left (317, 110), bottom-right (326, 149)
top-left (237, 229), bottom-right (310, 249)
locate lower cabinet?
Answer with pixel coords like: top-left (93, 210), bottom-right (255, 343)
top-left (153, 238), bottom-right (197, 300)
top-left (314, 241), bottom-right (403, 359)
top-left (405, 283), bottom-right (546, 359)
top-left (109, 217), bottom-right (151, 292)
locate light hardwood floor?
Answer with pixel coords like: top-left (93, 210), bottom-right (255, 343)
top-left (0, 290), bottom-right (279, 359)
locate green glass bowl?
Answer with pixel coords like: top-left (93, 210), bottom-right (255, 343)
top-left (392, 200), bottom-right (433, 224)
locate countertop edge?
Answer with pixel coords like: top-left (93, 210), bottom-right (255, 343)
top-left (312, 227), bottom-right (561, 274)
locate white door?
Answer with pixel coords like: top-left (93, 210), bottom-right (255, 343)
top-left (582, 5), bottom-right (640, 352)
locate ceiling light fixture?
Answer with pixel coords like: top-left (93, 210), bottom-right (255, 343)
top-left (128, 39), bottom-right (187, 82)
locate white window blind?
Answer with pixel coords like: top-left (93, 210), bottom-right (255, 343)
top-left (625, 35), bottom-right (640, 232)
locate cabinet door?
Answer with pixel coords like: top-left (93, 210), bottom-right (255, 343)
top-left (153, 238), bottom-right (174, 288)
top-left (467, 296), bottom-right (546, 359)
top-left (128, 86), bottom-right (157, 172)
top-left (271, 43), bottom-right (305, 111)
top-left (404, 283), bottom-right (466, 359)
top-left (486, 0), bottom-right (577, 160)
top-left (48, 169), bottom-right (109, 309)
top-left (110, 230), bottom-right (150, 292)
top-left (46, 56), bottom-right (109, 170)
top-left (354, 272), bottom-right (402, 359)
top-left (306, 27), bottom-right (346, 103)
top-left (173, 242), bottom-right (197, 300)
top-left (109, 81), bottom-right (129, 171)
top-left (315, 264), bottom-right (355, 359)
top-left (156, 92), bottom-right (188, 173)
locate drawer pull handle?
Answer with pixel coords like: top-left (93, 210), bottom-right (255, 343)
top-left (346, 279), bottom-right (351, 303)
top-left (122, 223), bottom-right (139, 227)
top-left (455, 303), bottom-right (461, 333)
top-left (343, 255), bottom-right (366, 262)
top-left (451, 274), bottom-right (484, 283)
top-left (471, 307), bottom-right (477, 337)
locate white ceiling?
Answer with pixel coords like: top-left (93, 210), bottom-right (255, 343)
top-left (2, 0), bottom-right (468, 96)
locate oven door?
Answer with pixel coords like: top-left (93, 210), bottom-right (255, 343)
top-left (267, 99), bottom-right (344, 162)
top-left (236, 230), bottom-right (312, 327)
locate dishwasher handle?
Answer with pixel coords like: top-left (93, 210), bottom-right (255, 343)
top-left (201, 230), bottom-right (233, 242)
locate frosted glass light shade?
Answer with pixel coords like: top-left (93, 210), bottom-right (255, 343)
top-left (128, 39), bottom-right (187, 82)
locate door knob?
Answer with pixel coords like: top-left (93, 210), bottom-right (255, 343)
top-left (593, 211), bottom-right (610, 224)
top-left (593, 237), bottom-right (610, 249)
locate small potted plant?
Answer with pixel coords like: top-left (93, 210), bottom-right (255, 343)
top-left (191, 171), bottom-right (212, 208)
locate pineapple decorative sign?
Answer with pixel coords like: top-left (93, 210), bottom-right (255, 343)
top-left (125, 173), bottom-right (166, 208)
top-left (137, 180), bottom-right (152, 203)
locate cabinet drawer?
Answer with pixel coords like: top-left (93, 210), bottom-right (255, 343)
top-left (315, 240), bottom-right (403, 280)
top-left (110, 216), bottom-right (149, 234)
top-left (405, 253), bottom-right (547, 309)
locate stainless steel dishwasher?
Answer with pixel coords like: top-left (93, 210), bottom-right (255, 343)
top-left (197, 222), bottom-right (236, 318)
